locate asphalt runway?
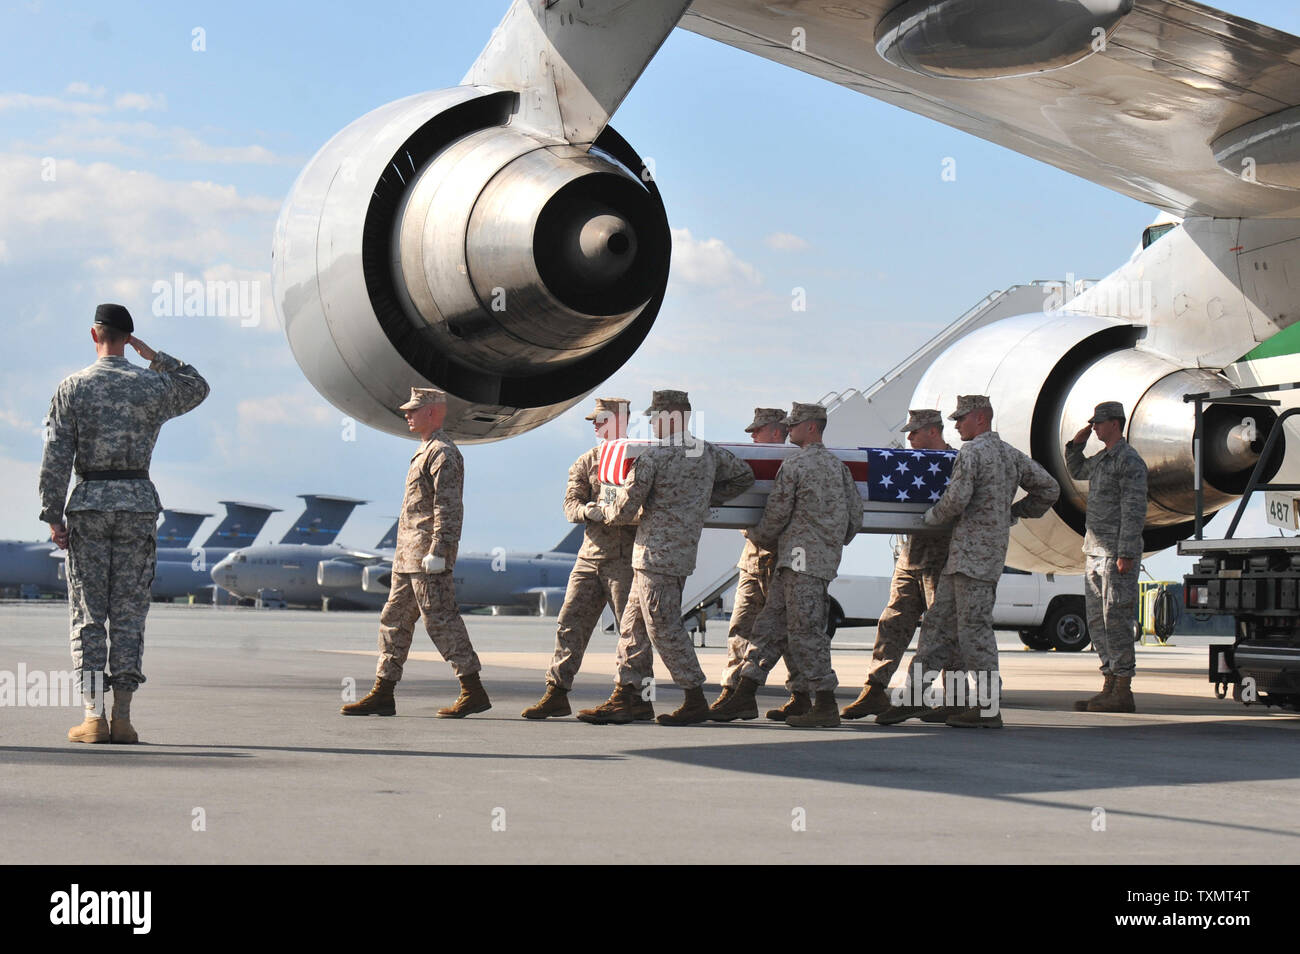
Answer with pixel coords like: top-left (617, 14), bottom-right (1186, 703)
top-left (2, 601), bottom-right (1297, 864)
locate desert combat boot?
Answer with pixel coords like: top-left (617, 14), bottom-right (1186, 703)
top-left (67, 711), bottom-right (110, 744)
top-left (708, 677), bottom-right (759, 722)
top-left (1075, 673), bottom-right (1116, 711)
top-left (437, 672), bottom-right (492, 718)
top-left (841, 683), bottom-right (891, 719)
top-left (786, 690), bottom-right (841, 728)
top-left (577, 683), bottom-right (646, 725)
top-left (657, 686), bottom-right (711, 726)
top-left (766, 691), bottom-right (811, 722)
top-left (110, 689), bottom-right (139, 744)
top-left (1087, 674), bottom-right (1136, 713)
top-left (341, 676), bottom-right (397, 716)
top-left (521, 684), bottom-right (571, 719)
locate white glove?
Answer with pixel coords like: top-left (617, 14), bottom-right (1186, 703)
top-left (421, 553), bottom-right (446, 573)
top-left (584, 502), bottom-right (604, 522)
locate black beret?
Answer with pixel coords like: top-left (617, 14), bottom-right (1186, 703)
top-left (93, 303), bottom-right (133, 334)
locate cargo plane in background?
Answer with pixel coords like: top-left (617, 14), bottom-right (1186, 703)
top-left (272, 0), bottom-right (1300, 575)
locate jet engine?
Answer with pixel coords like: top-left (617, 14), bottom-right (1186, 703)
top-left (272, 87), bottom-right (671, 442)
top-left (912, 313), bottom-right (1282, 573)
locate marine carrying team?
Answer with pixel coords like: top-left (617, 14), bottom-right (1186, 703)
top-left (39, 303), bottom-right (1151, 742)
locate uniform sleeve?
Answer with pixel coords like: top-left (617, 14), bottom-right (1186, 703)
top-left (1116, 451), bottom-right (1149, 559)
top-left (1064, 440), bottom-right (1094, 481)
top-left (841, 462), bottom-right (864, 545)
top-left (427, 449), bottom-right (465, 558)
top-left (562, 453), bottom-right (593, 523)
top-left (37, 382), bottom-right (76, 524)
top-left (924, 447), bottom-right (973, 527)
top-left (149, 352), bottom-right (210, 420)
top-left (1010, 453), bottom-right (1060, 520)
top-left (747, 460), bottom-right (797, 551)
top-left (605, 452), bottom-right (655, 524)
top-left (709, 445), bottom-right (756, 505)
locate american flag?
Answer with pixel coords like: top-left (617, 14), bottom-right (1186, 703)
top-left (863, 447), bottom-right (957, 504)
top-left (595, 439), bottom-right (954, 506)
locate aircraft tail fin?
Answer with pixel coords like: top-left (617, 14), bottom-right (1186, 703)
top-left (279, 494), bottom-right (368, 545)
top-left (156, 509), bottom-right (211, 548)
top-left (376, 519), bottom-right (399, 550)
top-left (202, 501), bottom-right (282, 549)
top-left (552, 525), bottom-right (585, 555)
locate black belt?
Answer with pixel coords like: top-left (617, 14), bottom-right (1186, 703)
top-left (79, 469), bottom-right (149, 481)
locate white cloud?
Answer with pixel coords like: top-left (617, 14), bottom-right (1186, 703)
top-left (113, 91), bottom-right (166, 111)
top-left (64, 82), bottom-right (106, 99)
top-left (12, 116), bottom-right (294, 166)
top-left (669, 227), bottom-right (762, 287)
top-left (0, 92), bottom-right (107, 115)
top-left (0, 238), bottom-right (8, 263)
top-left (764, 231), bottom-right (810, 251)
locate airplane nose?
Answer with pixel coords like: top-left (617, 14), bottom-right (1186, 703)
top-left (211, 559), bottom-right (233, 588)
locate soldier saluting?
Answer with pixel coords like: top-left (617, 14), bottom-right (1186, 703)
top-left (1065, 401), bottom-right (1149, 713)
top-left (39, 304), bottom-right (209, 744)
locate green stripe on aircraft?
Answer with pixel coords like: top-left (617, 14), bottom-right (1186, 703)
top-left (1243, 322), bottom-right (1300, 362)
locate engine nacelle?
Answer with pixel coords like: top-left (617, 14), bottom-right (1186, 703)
top-left (273, 87), bottom-right (670, 442)
top-left (913, 313), bottom-right (1281, 572)
top-left (317, 559), bottom-right (364, 590)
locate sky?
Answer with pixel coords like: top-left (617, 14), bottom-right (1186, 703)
top-left (2, 0), bottom-right (1298, 580)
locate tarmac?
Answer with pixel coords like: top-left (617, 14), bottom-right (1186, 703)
top-left (1, 600), bottom-right (1297, 864)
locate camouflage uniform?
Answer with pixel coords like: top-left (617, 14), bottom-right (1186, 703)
top-left (38, 351), bottom-right (209, 694)
top-left (719, 539), bottom-right (793, 689)
top-left (604, 439), bottom-right (755, 690)
top-left (738, 442), bottom-right (863, 693)
top-left (866, 499), bottom-right (953, 689)
top-left (1065, 436), bottom-right (1148, 678)
top-left (545, 445), bottom-right (636, 690)
top-left (912, 430), bottom-right (1059, 692)
top-left (377, 429), bottom-right (481, 681)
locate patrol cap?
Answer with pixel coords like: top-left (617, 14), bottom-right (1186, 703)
top-left (93, 303), bottom-right (133, 334)
top-left (949, 394), bottom-right (992, 420)
top-left (1088, 400), bottom-right (1126, 424)
top-left (585, 396), bottom-right (631, 421)
top-left (745, 408), bottom-right (787, 433)
top-left (644, 389), bottom-right (691, 415)
top-left (900, 408), bottom-right (943, 433)
top-left (784, 402), bottom-right (828, 427)
top-left (398, 387), bottom-right (447, 411)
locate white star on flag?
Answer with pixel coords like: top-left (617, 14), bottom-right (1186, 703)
top-left (896, 489), bottom-right (910, 501)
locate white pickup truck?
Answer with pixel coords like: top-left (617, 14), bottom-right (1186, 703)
top-left (826, 566), bottom-right (1090, 651)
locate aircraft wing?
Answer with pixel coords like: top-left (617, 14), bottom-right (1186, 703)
top-left (334, 548), bottom-right (390, 565)
top-left (681, 1), bottom-right (1300, 218)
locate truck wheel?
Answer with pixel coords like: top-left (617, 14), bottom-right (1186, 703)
top-left (1019, 630), bottom-right (1052, 651)
top-left (1041, 601), bottom-right (1090, 652)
